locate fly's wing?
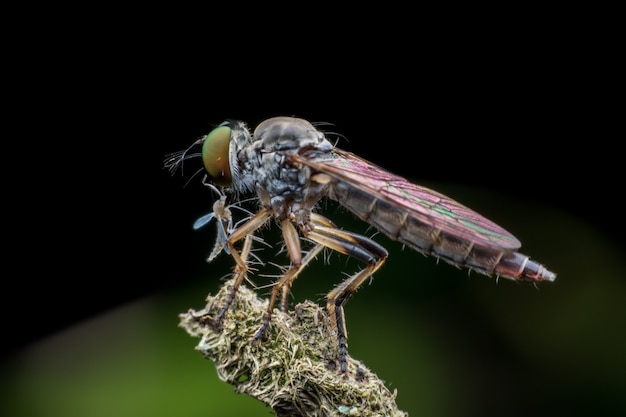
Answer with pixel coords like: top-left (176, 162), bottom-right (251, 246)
top-left (193, 212), bottom-right (217, 230)
top-left (296, 148), bottom-right (521, 251)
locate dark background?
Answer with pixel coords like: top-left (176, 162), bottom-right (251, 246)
top-left (4, 16), bottom-right (623, 417)
top-left (13, 46), bottom-right (617, 352)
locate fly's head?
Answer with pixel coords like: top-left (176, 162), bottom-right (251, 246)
top-left (200, 120), bottom-right (254, 194)
top-left (165, 119), bottom-right (259, 197)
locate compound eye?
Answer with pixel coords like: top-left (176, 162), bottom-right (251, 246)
top-left (202, 123), bottom-right (232, 186)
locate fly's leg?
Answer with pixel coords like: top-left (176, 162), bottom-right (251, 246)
top-left (305, 215), bottom-right (389, 373)
top-left (277, 213), bottom-right (337, 312)
top-left (254, 220), bottom-right (325, 341)
top-left (279, 242), bottom-right (325, 313)
top-left (213, 208), bottom-right (272, 329)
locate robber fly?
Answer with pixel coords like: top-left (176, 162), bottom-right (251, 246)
top-left (165, 116), bottom-right (556, 373)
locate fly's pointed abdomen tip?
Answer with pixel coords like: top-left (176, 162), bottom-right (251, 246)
top-left (521, 259), bottom-right (556, 282)
top-left (496, 252), bottom-right (556, 282)
top-left (543, 269), bottom-right (557, 282)
top-left (524, 259), bottom-right (557, 282)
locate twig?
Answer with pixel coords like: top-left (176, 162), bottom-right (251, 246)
top-left (179, 278), bottom-right (408, 417)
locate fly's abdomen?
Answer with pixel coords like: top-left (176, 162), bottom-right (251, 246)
top-left (328, 181), bottom-right (556, 283)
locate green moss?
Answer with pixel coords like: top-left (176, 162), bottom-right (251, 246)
top-left (179, 278), bottom-right (407, 417)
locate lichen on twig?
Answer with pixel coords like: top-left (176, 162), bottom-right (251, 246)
top-left (179, 278), bottom-right (408, 417)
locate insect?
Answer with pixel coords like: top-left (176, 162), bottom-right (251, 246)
top-left (192, 182), bottom-right (258, 262)
top-left (166, 116), bottom-right (556, 373)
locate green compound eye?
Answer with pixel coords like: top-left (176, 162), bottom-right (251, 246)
top-left (202, 123), bottom-right (232, 186)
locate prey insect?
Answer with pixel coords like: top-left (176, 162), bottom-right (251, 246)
top-left (192, 182), bottom-right (258, 262)
top-left (165, 116), bottom-right (556, 373)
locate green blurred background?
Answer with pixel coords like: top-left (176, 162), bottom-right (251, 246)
top-left (3, 182), bottom-right (623, 416)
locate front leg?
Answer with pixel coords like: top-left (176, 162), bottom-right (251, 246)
top-left (213, 208), bottom-right (272, 329)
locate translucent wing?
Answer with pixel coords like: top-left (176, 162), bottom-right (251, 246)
top-left (193, 212), bottom-right (218, 230)
top-left (296, 148), bottom-right (521, 251)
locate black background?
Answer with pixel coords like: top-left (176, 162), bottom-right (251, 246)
top-left (6, 27), bottom-right (619, 358)
top-left (3, 13), bottom-right (624, 416)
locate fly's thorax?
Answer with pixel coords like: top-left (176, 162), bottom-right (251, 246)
top-left (252, 117), bottom-right (329, 152)
top-left (253, 155), bottom-right (332, 223)
top-left (230, 117), bottom-right (334, 196)
top-left (237, 117), bottom-right (335, 223)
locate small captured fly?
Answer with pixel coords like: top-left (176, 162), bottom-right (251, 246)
top-left (165, 116), bottom-right (556, 373)
top-left (191, 183), bottom-right (257, 262)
